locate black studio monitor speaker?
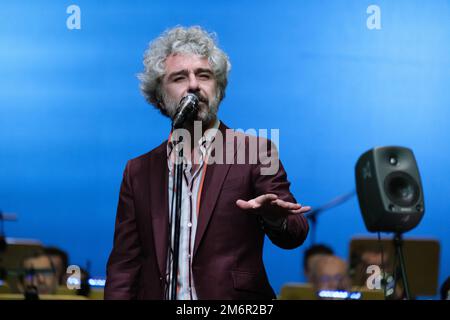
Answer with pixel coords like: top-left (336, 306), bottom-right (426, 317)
top-left (355, 146), bottom-right (425, 233)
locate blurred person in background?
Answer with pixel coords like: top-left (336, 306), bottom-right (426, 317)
top-left (309, 255), bottom-right (352, 295)
top-left (19, 253), bottom-right (58, 296)
top-left (303, 244), bottom-right (334, 283)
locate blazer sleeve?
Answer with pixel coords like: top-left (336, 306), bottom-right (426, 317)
top-left (104, 161), bottom-right (143, 299)
top-left (251, 139), bottom-right (309, 249)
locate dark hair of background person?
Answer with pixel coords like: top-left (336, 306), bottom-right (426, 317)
top-left (303, 244), bottom-right (334, 273)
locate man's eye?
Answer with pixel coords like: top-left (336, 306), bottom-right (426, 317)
top-left (173, 77), bottom-right (185, 82)
top-left (198, 74), bottom-right (211, 80)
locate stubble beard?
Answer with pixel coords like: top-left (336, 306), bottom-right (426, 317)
top-left (162, 91), bottom-right (220, 128)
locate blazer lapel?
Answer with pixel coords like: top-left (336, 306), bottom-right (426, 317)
top-left (149, 144), bottom-right (169, 277)
top-left (193, 122), bottom-right (238, 257)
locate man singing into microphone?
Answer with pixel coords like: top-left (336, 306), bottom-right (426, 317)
top-left (105, 26), bottom-right (310, 300)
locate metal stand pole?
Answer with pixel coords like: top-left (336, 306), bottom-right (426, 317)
top-left (170, 138), bottom-right (183, 300)
top-left (393, 233), bottom-right (412, 300)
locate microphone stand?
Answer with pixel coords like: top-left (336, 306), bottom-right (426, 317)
top-left (167, 94), bottom-right (198, 300)
top-left (304, 191), bottom-right (356, 245)
top-left (169, 131), bottom-right (184, 300)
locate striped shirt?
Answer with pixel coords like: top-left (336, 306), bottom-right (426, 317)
top-left (165, 119), bottom-right (220, 300)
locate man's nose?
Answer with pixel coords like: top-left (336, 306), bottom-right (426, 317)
top-left (188, 73), bottom-right (199, 91)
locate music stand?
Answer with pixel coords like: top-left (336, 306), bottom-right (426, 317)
top-left (349, 236), bottom-right (440, 297)
top-left (0, 238), bottom-right (44, 293)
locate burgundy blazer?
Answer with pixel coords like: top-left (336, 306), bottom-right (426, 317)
top-left (104, 122), bottom-right (309, 300)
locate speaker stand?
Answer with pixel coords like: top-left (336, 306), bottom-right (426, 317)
top-left (393, 233), bottom-right (412, 300)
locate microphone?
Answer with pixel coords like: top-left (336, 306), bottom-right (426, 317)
top-left (172, 93), bottom-right (199, 129)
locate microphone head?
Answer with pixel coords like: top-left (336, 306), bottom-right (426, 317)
top-left (179, 93), bottom-right (199, 109)
top-left (172, 93), bottom-right (199, 129)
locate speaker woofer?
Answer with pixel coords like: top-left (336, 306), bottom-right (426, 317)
top-left (384, 172), bottom-right (420, 207)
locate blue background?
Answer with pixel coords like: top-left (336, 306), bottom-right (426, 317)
top-left (1, 0), bottom-right (449, 297)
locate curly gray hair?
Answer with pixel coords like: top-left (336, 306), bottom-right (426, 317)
top-left (138, 26), bottom-right (231, 115)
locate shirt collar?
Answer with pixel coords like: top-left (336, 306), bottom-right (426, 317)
top-left (166, 118), bottom-right (221, 160)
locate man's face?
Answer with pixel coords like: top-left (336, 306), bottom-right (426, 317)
top-left (161, 53), bottom-right (219, 125)
top-left (311, 256), bottom-right (351, 293)
top-left (22, 255), bottom-right (58, 295)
